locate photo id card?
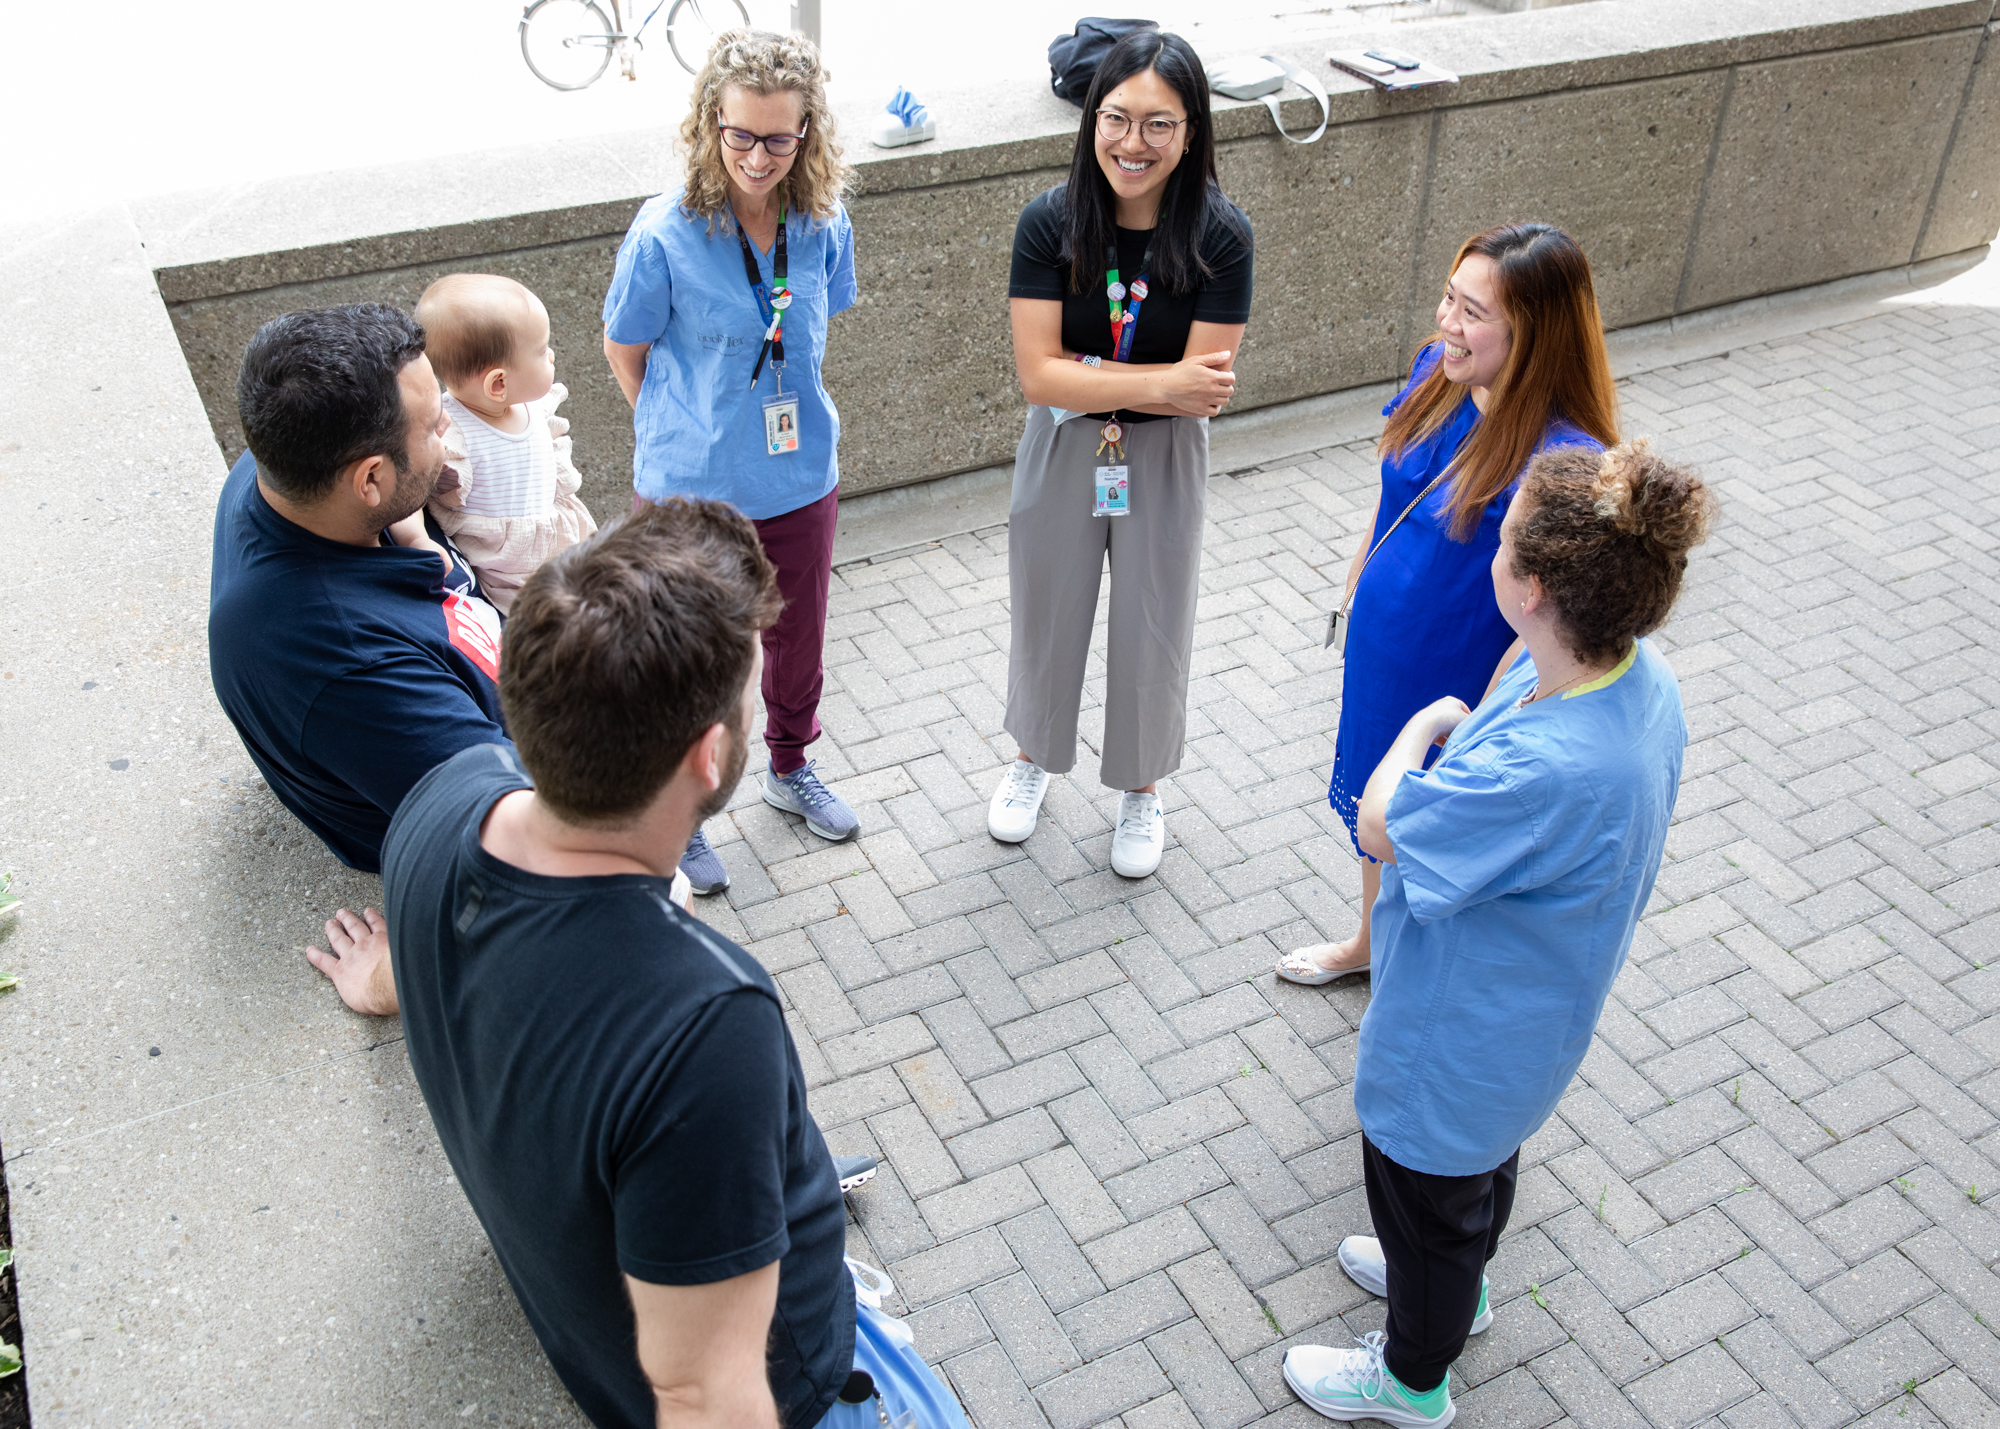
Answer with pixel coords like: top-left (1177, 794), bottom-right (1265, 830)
top-left (1093, 465), bottom-right (1130, 517)
top-left (764, 393), bottom-right (800, 455)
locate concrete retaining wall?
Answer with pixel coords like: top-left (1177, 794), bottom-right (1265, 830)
top-left (147, 0), bottom-right (2000, 522)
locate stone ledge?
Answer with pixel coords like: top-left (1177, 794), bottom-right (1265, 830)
top-left (143, 0), bottom-right (1995, 302)
top-left (142, 0), bottom-right (2000, 506)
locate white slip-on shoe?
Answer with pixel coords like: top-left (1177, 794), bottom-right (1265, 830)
top-left (988, 760), bottom-right (1049, 843)
top-left (1110, 791), bottom-right (1166, 878)
top-left (1338, 1236), bottom-right (1492, 1333)
top-left (1276, 943), bottom-right (1370, 986)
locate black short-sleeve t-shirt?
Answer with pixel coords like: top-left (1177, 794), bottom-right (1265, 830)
top-left (384, 745), bottom-right (854, 1429)
top-left (1008, 182), bottom-right (1254, 421)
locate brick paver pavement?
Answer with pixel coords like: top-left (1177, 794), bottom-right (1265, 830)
top-left (694, 300), bottom-right (2000, 1429)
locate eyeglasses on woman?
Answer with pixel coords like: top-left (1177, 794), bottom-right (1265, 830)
top-left (718, 121), bottom-right (809, 156)
top-left (1095, 110), bottom-right (1187, 148)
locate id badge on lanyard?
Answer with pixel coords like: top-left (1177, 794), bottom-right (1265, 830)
top-left (740, 207), bottom-right (799, 456)
top-left (1094, 243), bottom-right (1150, 514)
top-left (764, 374), bottom-right (800, 455)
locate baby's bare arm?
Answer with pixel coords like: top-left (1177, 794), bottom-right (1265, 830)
top-left (386, 511), bottom-right (453, 574)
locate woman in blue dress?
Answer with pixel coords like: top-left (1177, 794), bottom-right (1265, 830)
top-left (1278, 222), bottom-right (1620, 986)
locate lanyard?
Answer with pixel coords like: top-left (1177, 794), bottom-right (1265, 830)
top-left (737, 204), bottom-right (789, 388)
top-left (1104, 240), bottom-right (1153, 364)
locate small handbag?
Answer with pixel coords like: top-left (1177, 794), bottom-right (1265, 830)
top-left (1324, 472), bottom-right (1448, 652)
top-left (1211, 55), bottom-right (1330, 144)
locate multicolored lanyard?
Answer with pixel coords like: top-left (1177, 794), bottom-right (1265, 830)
top-left (1105, 241), bottom-right (1153, 364)
top-left (737, 204), bottom-right (789, 388)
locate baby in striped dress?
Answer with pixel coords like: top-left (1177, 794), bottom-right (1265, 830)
top-left (413, 273), bottom-right (597, 611)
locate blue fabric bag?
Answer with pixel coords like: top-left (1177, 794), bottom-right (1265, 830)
top-left (815, 1261), bottom-right (972, 1429)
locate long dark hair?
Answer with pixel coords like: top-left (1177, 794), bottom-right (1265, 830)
top-left (1060, 29), bottom-right (1229, 295)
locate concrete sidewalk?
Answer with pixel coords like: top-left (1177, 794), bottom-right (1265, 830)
top-left (1, 214), bottom-right (1997, 1427)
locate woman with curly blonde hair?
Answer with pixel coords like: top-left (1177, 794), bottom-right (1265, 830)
top-left (604, 29), bottom-right (861, 892)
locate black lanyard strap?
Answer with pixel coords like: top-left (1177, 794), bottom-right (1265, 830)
top-left (738, 207), bottom-right (789, 387)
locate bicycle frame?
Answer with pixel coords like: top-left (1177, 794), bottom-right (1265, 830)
top-left (625, 0), bottom-right (672, 42)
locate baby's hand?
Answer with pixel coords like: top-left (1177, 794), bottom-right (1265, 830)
top-left (387, 512), bottom-right (453, 575)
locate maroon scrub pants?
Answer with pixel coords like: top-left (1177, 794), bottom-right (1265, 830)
top-left (633, 488), bottom-right (836, 775)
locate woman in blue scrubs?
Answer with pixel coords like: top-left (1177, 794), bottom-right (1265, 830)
top-left (604, 29), bottom-right (859, 895)
top-left (1282, 440), bottom-right (1717, 1427)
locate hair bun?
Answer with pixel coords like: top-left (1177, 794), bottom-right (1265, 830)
top-left (1591, 440), bottom-right (1715, 556)
top-left (1589, 442), bottom-right (1648, 537)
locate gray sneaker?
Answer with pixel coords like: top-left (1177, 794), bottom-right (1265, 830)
top-left (762, 761), bottom-right (859, 842)
top-left (678, 827), bottom-right (729, 896)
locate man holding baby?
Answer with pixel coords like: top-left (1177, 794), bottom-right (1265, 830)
top-left (210, 303), bottom-right (505, 888)
top-left (211, 276), bottom-right (599, 1014)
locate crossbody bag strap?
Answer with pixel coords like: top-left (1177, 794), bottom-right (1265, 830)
top-left (1337, 471), bottom-right (1449, 620)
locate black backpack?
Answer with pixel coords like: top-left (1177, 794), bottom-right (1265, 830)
top-left (1048, 18), bottom-right (1159, 105)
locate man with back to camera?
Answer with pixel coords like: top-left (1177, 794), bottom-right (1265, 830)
top-left (210, 303), bottom-right (508, 1015)
top-left (378, 499), bottom-right (959, 1429)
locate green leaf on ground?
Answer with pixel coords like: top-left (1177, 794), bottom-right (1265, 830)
top-left (0, 871), bottom-right (19, 920)
top-left (0, 1341), bottom-right (19, 1378)
top-left (0, 971), bottom-right (16, 995)
top-left (0, 1247), bottom-right (12, 1273)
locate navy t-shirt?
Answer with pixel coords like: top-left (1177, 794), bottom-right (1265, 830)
top-left (208, 450), bottom-right (510, 872)
top-left (384, 745), bottom-right (855, 1429)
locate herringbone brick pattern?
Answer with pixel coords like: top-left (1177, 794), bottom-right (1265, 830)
top-left (698, 302), bottom-right (2000, 1429)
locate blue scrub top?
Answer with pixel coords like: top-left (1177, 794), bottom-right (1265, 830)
top-left (1355, 640), bottom-right (1689, 1177)
top-left (603, 188), bottom-right (857, 520)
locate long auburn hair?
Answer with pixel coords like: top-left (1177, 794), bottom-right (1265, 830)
top-left (677, 29), bottom-right (852, 229)
top-left (1059, 29), bottom-right (1240, 295)
top-left (1381, 223), bottom-right (1620, 540)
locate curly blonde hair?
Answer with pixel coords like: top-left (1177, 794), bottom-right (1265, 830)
top-left (677, 29), bottom-right (851, 228)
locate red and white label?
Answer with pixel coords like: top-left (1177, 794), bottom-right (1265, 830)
top-left (443, 591), bottom-right (502, 682)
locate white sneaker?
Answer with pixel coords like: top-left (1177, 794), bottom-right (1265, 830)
top-left (1110, 791), bottom-right (1166, 878)
top-left (1338, 1236), bottom-right (1491, 1334)
top-left (1284, 1332), bottom-right (1455, 1426)
top-left (987, 760), bottom-right (1049, 843)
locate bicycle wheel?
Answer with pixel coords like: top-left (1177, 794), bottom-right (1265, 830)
top-left (665, 0), bottom-right (751, 74)
top-left (521, 0), bottom-right (617, 90)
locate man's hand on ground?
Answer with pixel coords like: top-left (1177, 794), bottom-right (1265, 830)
top-left (305, 906), bottom-right (400, 1016)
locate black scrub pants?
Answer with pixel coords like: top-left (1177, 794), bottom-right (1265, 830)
top-left (1362, 1135), bottom-right (1520, 1393)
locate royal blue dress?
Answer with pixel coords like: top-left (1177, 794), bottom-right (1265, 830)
top-left (1330, 344), bottom-right (1603, 857)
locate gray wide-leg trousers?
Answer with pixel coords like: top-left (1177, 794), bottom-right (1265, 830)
top-left (1005, 406), bottom-right (1208, 791)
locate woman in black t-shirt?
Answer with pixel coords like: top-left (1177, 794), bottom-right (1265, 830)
top-left (989, 28), bottom-right (1253, 878)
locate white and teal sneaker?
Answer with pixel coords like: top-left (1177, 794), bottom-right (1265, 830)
top-left (1337, 1235), bottom-right (1492, 1333)
top-left (1284, 1331), bottom-right (1455, 1427)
